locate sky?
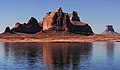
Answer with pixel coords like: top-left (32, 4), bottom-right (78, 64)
top-left (0, 0), bottom-right (120, 33)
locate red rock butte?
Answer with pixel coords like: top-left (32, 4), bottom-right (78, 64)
top-left (4, 7), bottom-right (94, 35)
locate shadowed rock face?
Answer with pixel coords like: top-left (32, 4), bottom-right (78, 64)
top-left (69, 11), bottom-right (80, 21)
top-left (11, 17), bottom-right (42, 34)
top-left (4, 27), bottom-right (12, 33)
top-left (102, 25), bottom-right (119, 35)
top-left (42, 7), bottom-right (94, 35)
top-left (69, 24), bottom-right (93, 35)
top-left (105, 25), bottom-right (114, 32)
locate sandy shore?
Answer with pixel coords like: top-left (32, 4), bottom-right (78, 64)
top-left (0, 33), bottom-right (120, 42)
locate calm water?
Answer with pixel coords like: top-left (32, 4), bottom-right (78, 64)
top-left (0, 42), bottom-right (120, 70)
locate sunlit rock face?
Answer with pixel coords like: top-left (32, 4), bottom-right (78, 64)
top-left (43, 7), bottom-right (70, 31)
top-left (42, 7), bottom-right (94, 35)
top-left (101, 25), bottom-right (119, 35)
top-left (11, 17), bottom-right (42, 34)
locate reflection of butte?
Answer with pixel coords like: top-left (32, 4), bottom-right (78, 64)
top-left (106, 42), bottom-right (114, 65)
top-left (42, 43), bottom-right (93, 69)
top-left (4, 42), bottom-right (10, 60)
top-left (42, 43), bottom-right (68, 64)
top-left (42, 43), bottom-right (53, 64)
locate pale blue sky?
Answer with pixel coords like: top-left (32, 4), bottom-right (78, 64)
top-left (0, 0), bottom-right (120, 33)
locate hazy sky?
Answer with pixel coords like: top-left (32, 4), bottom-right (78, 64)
top-left (0, 0), bottom-right (120, 33)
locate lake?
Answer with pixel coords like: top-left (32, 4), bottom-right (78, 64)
top-left (0, 42), bottom-right (120, 70)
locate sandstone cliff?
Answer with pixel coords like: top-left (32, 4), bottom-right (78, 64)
top-left (42, 7), bottom-right (94, 35)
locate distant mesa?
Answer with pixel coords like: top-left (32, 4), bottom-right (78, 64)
top-left (101, 25), bottom-right (119, 35)
top-left (3, 7), bottom-right (94, 35)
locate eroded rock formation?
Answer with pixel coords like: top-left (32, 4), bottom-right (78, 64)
top-left (3, 7), bottom-right (94, 35)
top-left (11, 17), bottom-right (42, 34)
top-left (42, 7), bottom-right (69, 31)
top-left (69, 11), bottom-right (80, 21)
top-left (4, 27), bottom-right (13, 33)
top-left (101, 25), bottom-right (119, 35)
top-left (42, 7), bottom-right (94, 35)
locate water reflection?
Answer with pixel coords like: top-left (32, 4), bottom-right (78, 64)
top-left (3, 42), bottom-right (93, 70)
top-left (1, 42), bottom-right (120, 70)
top-left (42, 43), bottom-right (93, 70)
top-left (106, 42), bottom-right (115, 65)
top-left (4, 42), bottom-right (43, 70)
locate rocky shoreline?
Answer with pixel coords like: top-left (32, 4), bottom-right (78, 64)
top-left (0, 33), bottom-right (120, 42)
top-left (0, 7), bottom-right (120, 42)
